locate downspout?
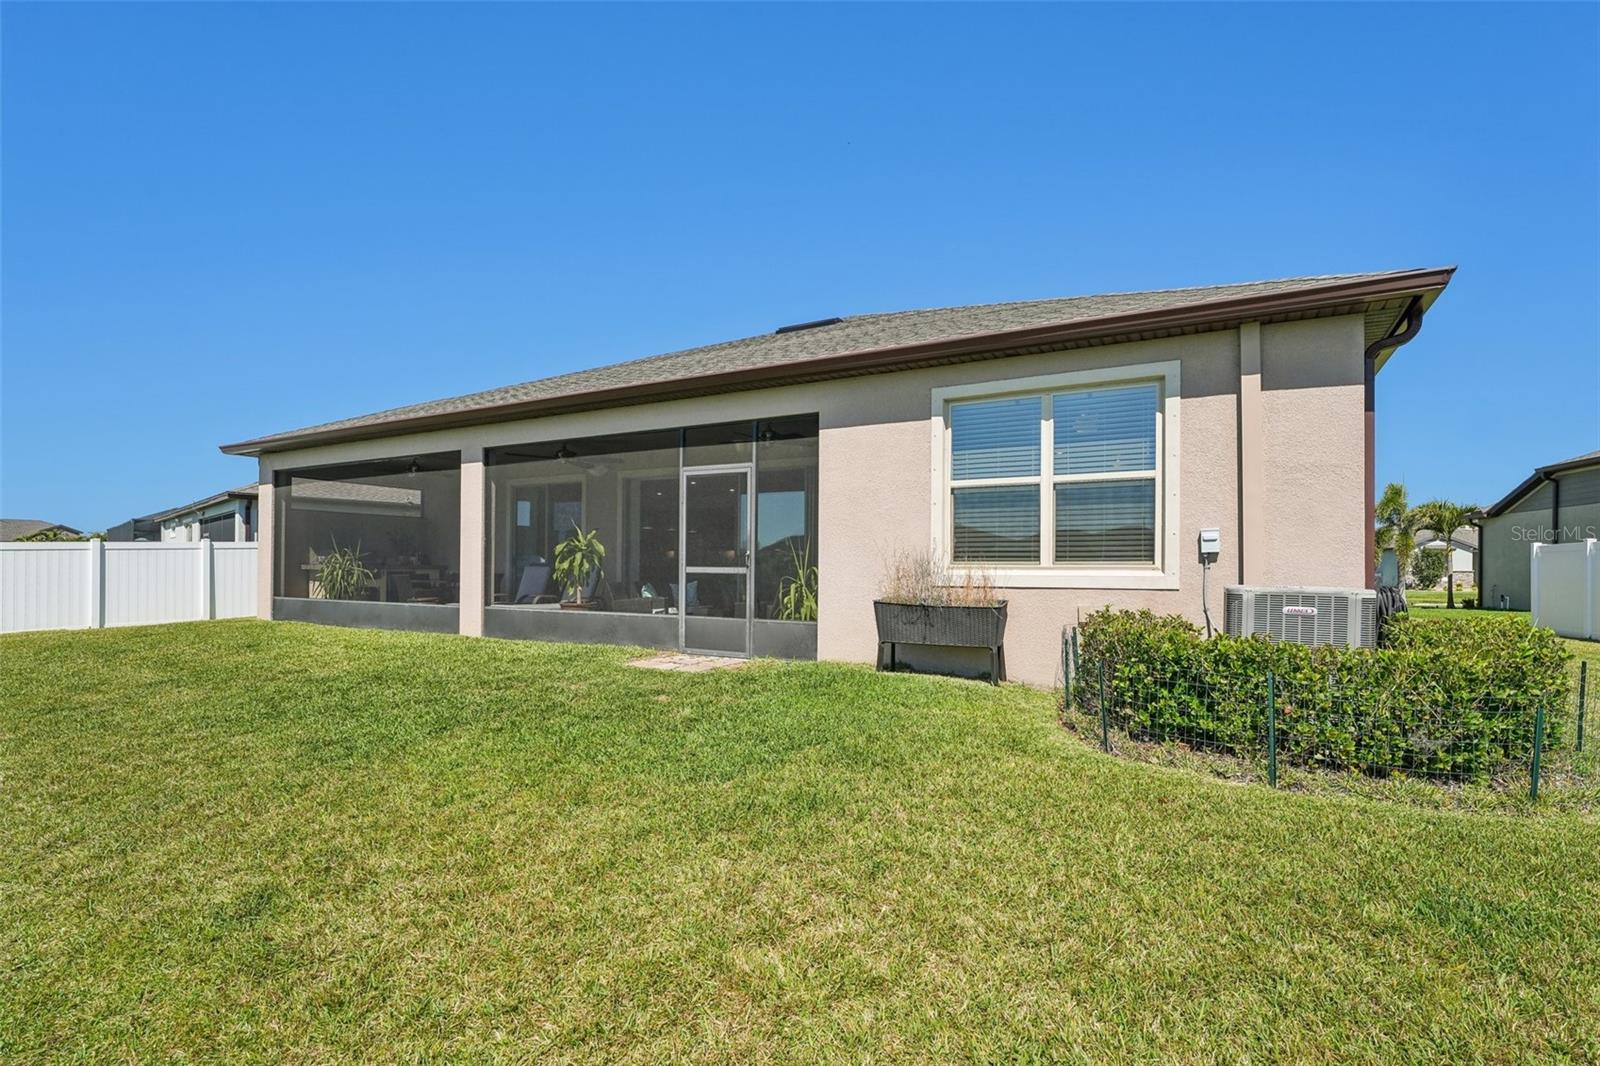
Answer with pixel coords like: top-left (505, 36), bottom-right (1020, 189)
top-left (1467, 511), bottom-right (1485, 606)
top-left (1551, 474), bottom-right (1561, 544)
top-left (1364, 294), bottom-right (1427, 367)
top-left (1364, 295), bottom-right (1427, 587)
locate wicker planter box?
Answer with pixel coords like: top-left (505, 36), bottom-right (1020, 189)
top-left (873, 600), bottom-right (1008, 684)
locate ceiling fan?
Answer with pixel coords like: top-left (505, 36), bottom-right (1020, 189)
top-left (554, 444), bottom-right (610, 476)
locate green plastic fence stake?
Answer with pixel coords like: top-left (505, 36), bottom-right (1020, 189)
top-left (1062, 631), bottom-right (1072, 710)
top-left (1069, 631), bottom-right (1080, 711)
top-left (1267, 671), bottom-right (1278, 788)
top-left (1530, 705), bottom-right (1546, 802)
top-left (1098, 661), bottom-right (1110, 753)
top-left (1577, 660), bottom-right (1587, 754)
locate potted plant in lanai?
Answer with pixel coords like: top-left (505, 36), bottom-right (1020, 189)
top-left (553, 523), bottom-right (606, 609)
top-left (873, 548), bottom-right (1008, 683)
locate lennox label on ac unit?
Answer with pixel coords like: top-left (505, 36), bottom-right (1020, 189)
top-left (1224, 587), bottom-right (1376, 647)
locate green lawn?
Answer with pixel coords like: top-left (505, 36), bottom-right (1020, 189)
top-left (1405, 606), bottom-right (1600, 671)
top-left (1405, 586), bottom-right (1474, 607)
top-left (4, 622), bottom-right (1599, 1062)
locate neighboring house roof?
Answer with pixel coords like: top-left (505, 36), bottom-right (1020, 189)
top-left (222, 266), bottom-right (1454, 456)
top-left (1414, 527), bottom-right (1478, 552)
top-left (150, 484), bottom-right (260, 524)
top-left (0, 519), bottom-right (83, 541)
top-left (289, 480), bottom-right (421, 508)
top-left (1480, 449), bottom-right (1600, 518)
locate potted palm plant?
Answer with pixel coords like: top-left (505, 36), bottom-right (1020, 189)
top-left (553, 523), bottom-right (605, 608)
top-left (314, 538), bottom-right (375, 601)
top-left (873, 548), bottom-right (1007, 682)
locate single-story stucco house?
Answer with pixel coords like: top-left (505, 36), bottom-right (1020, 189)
top-left (221, 267), bottom-right (1454, 686)
top-left (150, 485), bottom-right (259, 542)
top-left (1414, 527), bottom-right (1476, 588)
top-left (1475, 449), bottom-right (1600, 611)
top-left (108, 485), bottom-right (261, 542)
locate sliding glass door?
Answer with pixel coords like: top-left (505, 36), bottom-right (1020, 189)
top-left (680, 464), bottom-right (752, 656)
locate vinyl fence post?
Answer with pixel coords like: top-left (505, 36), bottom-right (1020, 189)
top-left (1577, 660), bottom-right (1588, 754)
top-left (1098, 661), bottom-right (1110, 753)
top-left (1530, 542), bottom-right (1542, 630)
top-left (1588, 539), bottom-right (1598, 641)
top-left (1530, 705), bottom-right (1546, 802)
top-left (199, 538), bottom-right (215, 621)
top-left (1267, 671), bottom-right (1278, 788)
top-left (86, 538), bottom-right (105, 629)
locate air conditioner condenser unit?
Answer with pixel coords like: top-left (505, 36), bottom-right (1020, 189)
top-left (1223, 586), bottom-right (1378, 648)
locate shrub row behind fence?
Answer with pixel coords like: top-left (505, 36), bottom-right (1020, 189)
top-left (1068, 610), bottom-right (1573, 784)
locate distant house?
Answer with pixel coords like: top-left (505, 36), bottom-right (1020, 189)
top-left (104, 514), bottom-right (162, 542)
top-left (107, 486), bottom-right (261, 543)
top-left (1413, 527), bottom-right (1476, 588)
top-left (0, 518), bottom-right (83, 542)
top-left (1475, 450), bottom-right (1600, 610)
top-left (150, 485), bottom-right (259, 542)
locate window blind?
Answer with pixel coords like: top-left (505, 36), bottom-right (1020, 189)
top-left (953, 486), bottom-right (1040, 563)
top-left (1054, 480), bottom-right (1156, 564)
top-left (1053, 384), bottom-right (1158, 475)
top-left (950, 396), bottom-right (1042, 480)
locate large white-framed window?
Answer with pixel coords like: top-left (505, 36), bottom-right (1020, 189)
top-left (930, 360), bottom-right (1181, 590)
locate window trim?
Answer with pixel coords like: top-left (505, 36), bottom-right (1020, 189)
top-left (930, 360), bottom-right (1181, 590)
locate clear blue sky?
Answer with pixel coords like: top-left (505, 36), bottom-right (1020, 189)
top-left (3, 3), bottom-right (1596, 532)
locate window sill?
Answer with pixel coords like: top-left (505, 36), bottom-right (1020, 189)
top-left (950, 567), bottom-right (1179, 591)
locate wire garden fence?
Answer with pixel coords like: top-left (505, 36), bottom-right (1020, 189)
top-left (1062, 628), bottom-right (1594, 802)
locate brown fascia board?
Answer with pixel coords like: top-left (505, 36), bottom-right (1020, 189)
top-left (223, 266), bottom-right (1456, 456)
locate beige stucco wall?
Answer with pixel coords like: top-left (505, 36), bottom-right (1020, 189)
top-left (1255, 317), bottom-right (1369, 589)
top-left (256, 315), bottom-right (1372, 687)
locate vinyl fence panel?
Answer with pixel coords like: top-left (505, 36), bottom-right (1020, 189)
top-left (0, 542), bottom-right (92, 632)
top-left (211, 543), bottom-right (258, 620)
top-left (1531, 539), bottom-right (1598, 640)
top-left (0, 541), bottom-right (257, 634)
top-left (103, 542), bottom-right (204, 627)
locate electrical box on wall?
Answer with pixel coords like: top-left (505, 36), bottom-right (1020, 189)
top-left (1198, 528), bottom-right (1221, 560)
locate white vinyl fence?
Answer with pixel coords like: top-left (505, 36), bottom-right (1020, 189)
top-left (0, 540), bottom-right (257, 634)
top-left (1531, 538), bottom-right (1599, 640)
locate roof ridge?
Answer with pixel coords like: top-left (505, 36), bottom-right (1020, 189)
top-left (224, 266), bottom-right (1454, 454)
top-left (842, 268), bottom-right (1434, 323)
top-left (404, 267), bottom-right (1441, 404)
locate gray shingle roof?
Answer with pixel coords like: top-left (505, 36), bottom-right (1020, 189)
top-left (1482, 448), bottom-right (1600, 517)
top-left (288, 480), bottom-right (421, 508)
top-left (224, 266), bottom-right (1453, 455)
top-left (1415, 527), bottom-right (1478, 551)
top-left (148, 484), bottom-right (260, 523)
top-left (0, 519), bottom-right (82, 541)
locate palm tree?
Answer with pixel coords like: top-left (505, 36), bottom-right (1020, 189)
top-left (1411, 499), bottom-right (1480, 609)
top-left (1373, 482), bottom-right (1419, 587)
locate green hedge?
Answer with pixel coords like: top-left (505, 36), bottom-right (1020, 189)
top-left (1070, 610), bottom-right (1571, 782)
